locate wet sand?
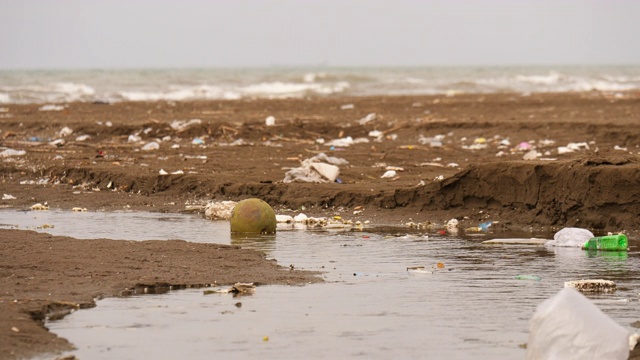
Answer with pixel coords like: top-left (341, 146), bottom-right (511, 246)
top-left (1, 92), bottom-right (640, 358)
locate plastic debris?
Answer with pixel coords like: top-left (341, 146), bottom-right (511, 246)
top-left (325, 136), bottom-right (354, 147)
top-left (368, 130), bottom-right (383, 138)
top-left (358, 113), bottom-right (376, 125)
top-left (558, 142), bottom-right (590, 154)
top-left (381, 170), bottom-right (397, 179)
top-left (170, 119), bottom-right (201, 132)
top-left (340, 104), bottom-right (354, 110)
top-left (445, 218), bottom-right (459, 232)
top-left (59, 126), bottom-right (73, 137)
top-left (170, 170), bottom-right (184, 175)
top-left (75, 134), bottom-right (90, 142)
top-left (2, 194), bottom-right (16, 200)
top-left (158, 169), bottom-right (168, 175)
top-left (276, 214), bottom-right (294, 223)
top-left (545, 227), bottom-right (593, 248)
top-left (407, 266), bottom-right (432, 274)
top-left (283, 153), bottom-right (348, 183)
top-left (204, 200), bottom-right (238, 220)
top-left (515, 274), bottom-right (542, 281)
top-left (564, 279), bottom-right (617, 293)
top-left (582, 234), bottom-right (628, 251)
top-left (72, 207), bottom-right (88, 212)
top-left (127, 134), bottom-right (142, 143)
top-left (523, 150), bottom-right (538, 160)
top-left (39, 104), bottom-right (64, 111)
top-left (203, 282), bottom-right (255, 295)
top-left (0, 148), bottom-right (26, 157)
top-left (141, 142), bottom-right (160, 151)
top-left (192, 137), bottom-right (205, 145)
top-left (526, 288), bottom-right (629, 360)
top-left (265, 116), bottom-right (275, 126)
top-left (30, 203), bottom-right (49, 211)
top-left (517, 141), bottom-right (532, 150)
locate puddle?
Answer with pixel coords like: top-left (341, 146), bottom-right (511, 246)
top-left (1, 211), bottom-right (638, 359)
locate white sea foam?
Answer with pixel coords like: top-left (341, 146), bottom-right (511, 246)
top-left (0, 66), bottom-right (638, 104)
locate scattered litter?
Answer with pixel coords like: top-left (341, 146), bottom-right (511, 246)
top-left (49, 139), bottom-right (65, 147)
top-left (446, 219), bottom-right (459, 232)
top-left (192, 137), bottom-right (205, 145)
top-left (527, 288), bottom-right (629, 359)
top-left (381, 170), bottom-right (397, 179)
top-left (203, 282), bottom-right (255, 295)
top-left (75, 134), bottom-right (90, 142)
top-left (128, 134), bottom-right (142, 143)
top-left (276, 214), bottom-right (294, 223)
top-left (358, 113), bottom-right (376, 125)
top-left (141, 142), bottom-right (160, 151)
top-left (433, 175), bottom-right (444, 181)
top-left (72, 207), bottom-right (88, 212)
top-left (39, 104), bottom-right (64, 111)
top-left (30, 203), bottom-right (49, 211)
top-left (517, 141), bottom-right (532, 150)
top-left (265, 116), bottom-right (275, 126)
top-left (59, 126), bottom-right (73, 137)
top-left (385, 166), bottom-right (404, 171)
top-left (523, 150), bottom-right (538, 160)
top-left (418, 134), bottom-right (445, 147)
top-left (170, 170), bottom-right (184, 175)
top-left (482, 238), bottom-right (549, 245)
top-left (407, 266), bottom-right (432, 274)
top-left (582, 233), bottom-right (628, 251)
top-left (558, 142), bottom-right (589, 154)
top-left (283, 153), bottom-right (348, 183)
top-left (158, 169), bottom-right (168, 175)
top-left (545, 227), bottom-right (593, 248)
top-left (340, 104), bottom-right (354, 110)
top-left (368, 130), bottom-right (383, 138)
top-left (204, 201), bottom-right (238, 220)
top-left (515, 274), bottom-right (542, 281)
top-left (170, 119), bottom-right (201, 132)
top-left (0, 148), bottom-right (26, 157)
top-left (564, 279), bottom-right (617, 293)
top-left (613, 145), bottom-right (627, 151)
top-left (2, 194), bottom-right (16, 200)
top-left (325, 136), bottom-right (354, 147)
top-left (293, 213), bottom-right (308, 222)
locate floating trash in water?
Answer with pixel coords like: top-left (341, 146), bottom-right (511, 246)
top-left (72, 207), bottom-right (88, 212)
top-left (527, 288), bottom-right (629, 359)
top-left (564, 279), bottom-right (617, 293)
top-left (204, 200), bottom-right (237, 220)
top-left (30, 203), bottom-right (49, 211)
top-left (204, 283), bottom-right (256, 296)
top-left (407, 266), bottom-right (433, 274)
top-left (515, 274), bottom-right (542, 281)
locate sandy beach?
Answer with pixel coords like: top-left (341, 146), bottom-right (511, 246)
top-left (2, 92), bottom-right (640, 358)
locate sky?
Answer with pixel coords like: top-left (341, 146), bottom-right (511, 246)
top-left (0, 0), bottom-right (639, 69)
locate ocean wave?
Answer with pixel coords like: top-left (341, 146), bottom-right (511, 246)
top-left (0, 67), bottom-right (638, 104)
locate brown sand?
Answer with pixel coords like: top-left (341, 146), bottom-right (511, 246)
top-left (1, 92), bottom-right (640, 358)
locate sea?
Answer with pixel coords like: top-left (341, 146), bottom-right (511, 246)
top-left (1, 65), bottom-right (639, 104)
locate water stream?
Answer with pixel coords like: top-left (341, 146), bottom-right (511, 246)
top-left (1, 210), bottom-right (638, 359)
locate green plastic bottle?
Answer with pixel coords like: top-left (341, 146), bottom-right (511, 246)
top-left (582, 234), bottom-right (628, 251)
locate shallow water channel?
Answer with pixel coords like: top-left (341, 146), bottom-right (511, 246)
top-left (2, 210), bottom-right (639, 359)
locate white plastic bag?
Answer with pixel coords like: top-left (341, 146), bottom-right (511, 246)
top-left (545, 227), bottom-right (593, 248)
top-left (527, 288), bottom-right (629, 359)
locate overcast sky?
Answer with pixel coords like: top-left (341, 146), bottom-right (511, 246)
top-left (1, 0), bottom-right (638, 69)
